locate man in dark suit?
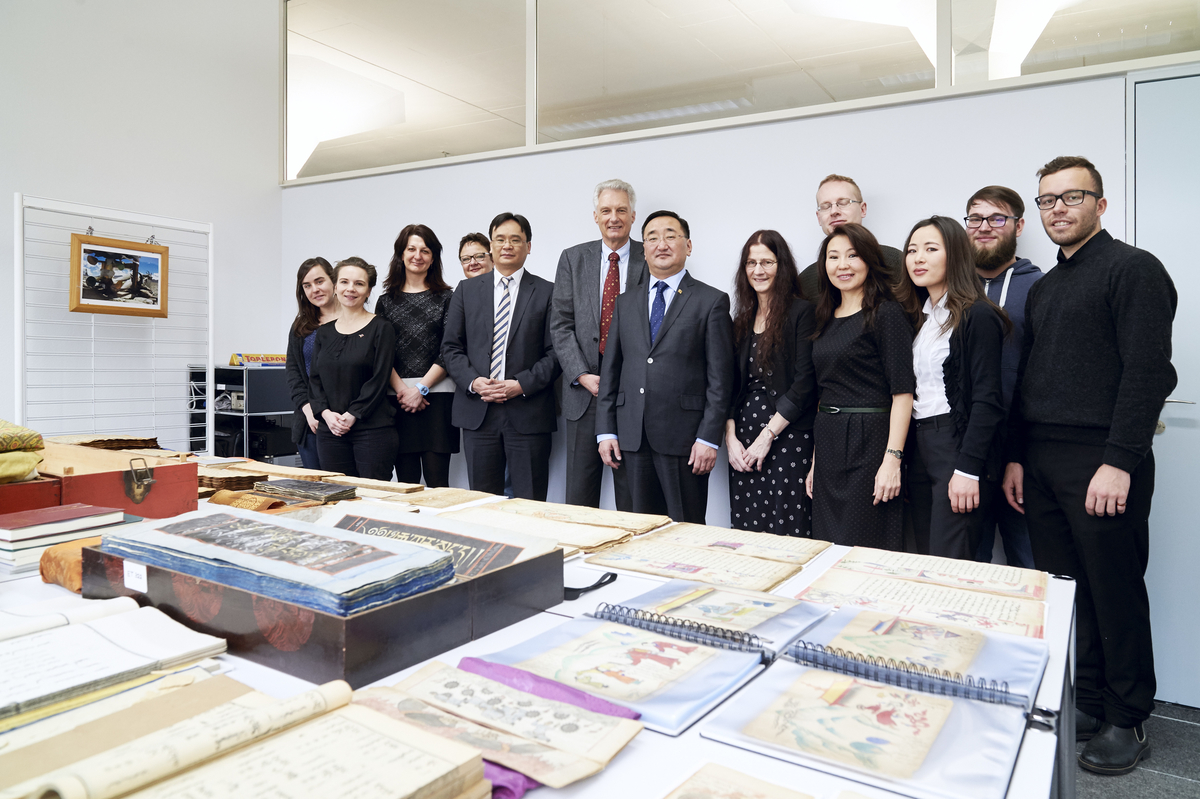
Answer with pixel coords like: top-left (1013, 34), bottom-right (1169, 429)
top-left (442, 213), bottom-right (561, 500)
top-left (797, 174), bottom-right (903, 300)
top-left (551, 179), bottom-right (648, 510)
top-left (596, 210), bottom-right (734, 523)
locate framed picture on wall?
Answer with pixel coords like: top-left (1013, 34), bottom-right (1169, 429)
top-left (69, 233), bottom-right (169, 318)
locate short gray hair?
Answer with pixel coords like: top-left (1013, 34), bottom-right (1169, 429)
top-left (593, 179), bottom-right (636, 213)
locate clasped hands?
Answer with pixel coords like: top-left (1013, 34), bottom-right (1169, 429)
top-left (321, 408), bottom-right (357, 436)
top-left (472, 377), bottom-right (523, 403)
top-left (727, 428), bottom-right (774, 472)
top-left (397, 384), bottom-right (428, 413)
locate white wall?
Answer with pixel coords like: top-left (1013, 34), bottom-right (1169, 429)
top-left (1, 0), bottom-right (282, 424)
top-left (282, 76), bottom-right (1127, 524)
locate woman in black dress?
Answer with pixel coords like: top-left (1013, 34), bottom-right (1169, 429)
top-left (375, 225), bottom-right (458, 487)
top-left (805, 223), bottom-right (915, 550)
top-left (285, 257), bottom-right (339, 469)
top-left (896, 216), bottom-right (1008, 559)
top-left (308, 257), bottom-right (397, 480)
top-left (725, 230), bottom-right (817, 536)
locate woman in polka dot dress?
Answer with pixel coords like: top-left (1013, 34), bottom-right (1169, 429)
top-left (725, 230), bottom-right (818, 536)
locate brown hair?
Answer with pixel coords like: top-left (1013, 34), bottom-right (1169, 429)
top-left (818, 174), bottom-right (862, 200)
top-left (1036, 156), bottom-right (1104, 197)
top-left (894, 216), bottom-right (1011, 337)
top-left (334, 257), bottom-right (377, 289)
top-left (291, 257), bottom-right (334, 338)
top-left (459, 232), bottom-right (490, 256)
top-left (731, 230), bottom-right (802, 367)
top-left (811, 223), bottom-right (898, 338)
top-left (384, 224), bottom-right (449, 296)
top-left (966, 185), bottom-right (1025, 219)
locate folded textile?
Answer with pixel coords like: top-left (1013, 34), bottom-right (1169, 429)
top-left (40, 537), bottom-right (105, 593)
top-left (102, 507), bottom-right (455, 616)
top-left (0, 451), bottom-right (42, 484)
top-left (0, 420), bottom-right (43, 454)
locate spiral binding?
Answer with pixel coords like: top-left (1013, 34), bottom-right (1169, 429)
top-left (593, 602), bottom-right (765, 654)
top-left (785, 640), bottom-right (1016, 706)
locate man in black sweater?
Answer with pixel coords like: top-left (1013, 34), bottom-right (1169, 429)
top-left (1003, 156), bottom-right (1177, 775)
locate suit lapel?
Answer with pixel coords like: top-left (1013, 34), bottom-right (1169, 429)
top-left (508, 271), bottom-right (535, 346)
top-left (635, 278), bottom-right (653, 352)
top-left (626, 242), bottom-right (648, 293)
top-left (650, 272), bottom-right (694, 352)
top-left (585, 241), bottom-right (603, 334)
top-left (470, 273), bottom-right (494, 369)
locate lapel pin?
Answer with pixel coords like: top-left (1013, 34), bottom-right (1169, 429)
top-left (677, 289), bottom-right (683, 294)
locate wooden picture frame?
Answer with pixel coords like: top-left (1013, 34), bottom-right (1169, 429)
top-left (69, 233), bottom-right (169, 318)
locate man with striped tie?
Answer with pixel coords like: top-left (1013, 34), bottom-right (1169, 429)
top-left (441, 213), bottom-right (561, 500)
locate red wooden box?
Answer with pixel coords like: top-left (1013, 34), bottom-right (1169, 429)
top-left (38, 444), bottom-right (197, 518)
top-left (0, 477), bottom-right (62, 514)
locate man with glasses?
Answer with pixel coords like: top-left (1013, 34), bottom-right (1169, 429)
top-left (1003, 156), bottom-right (1177, 775)
top-left (551, 179), bottom-right (647, 510)
top-left (798, 174), bottom-right (902, 300)
top-left (963, 186), bottom-right (1042, 569)
top-left (596, 211), bottom-right (733, 523)
top-left (442, 213), bottom-right (561, 501)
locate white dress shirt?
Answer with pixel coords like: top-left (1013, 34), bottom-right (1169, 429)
top-left (912, 293), bottom-right (977, 480)
top-left (598, 239), bottom-right (632, 300)
top-left (598, 268), bottom-right (717, 451)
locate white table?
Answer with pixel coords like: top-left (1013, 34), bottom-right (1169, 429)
top-left (0, 545), bottom-right (1075, 799)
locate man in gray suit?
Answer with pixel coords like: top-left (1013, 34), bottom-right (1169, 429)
top-left (596, 210), bottom-right (734, 523)
top-left (551, 179), bottom-right (647, 510)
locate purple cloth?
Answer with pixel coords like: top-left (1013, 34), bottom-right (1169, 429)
top-left (457, 656), bottom-right (642, 799)
top-left (458, 657), bottom-right (641, 719)
top-left (484, 762), bottom-right (541, 799)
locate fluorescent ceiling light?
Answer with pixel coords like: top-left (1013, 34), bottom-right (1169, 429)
top-left (990, 0), bottom-right (1085, 79)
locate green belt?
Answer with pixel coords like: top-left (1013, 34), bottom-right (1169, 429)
top-left (818, 404), bottom-right (890, 414)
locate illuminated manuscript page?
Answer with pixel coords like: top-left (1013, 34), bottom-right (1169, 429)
top-left (824, 611), bottom-right (985, 675)
top-left (742, 669), bottom-right (952, 780)
top-left (833, 547), bottom-right (1048, 600)
top-left (394, 662), bottom-right (641, 762)
top-left (517, 622), bottom-right (717, 703)
top-left (649, 524), bottom-right (830, 565)
top-left (587, 539), bottom-right (799, 591)
top-left (662, 763), bottom-right (814, 799)
top-left (799, 570), bottom-right (1045, 638)
top-left (355, 688), bottom-right (601, 788)
top-left (126, 705), bottom-right (481, 799)
top-left (645, 585), bottom-right (801, 632)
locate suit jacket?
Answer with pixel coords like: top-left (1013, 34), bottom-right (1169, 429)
top-left (596, 271), bottom-right (734, 456)
top-left (551, 239), bottom-right (648, 421)
top-left (285, 327), bottom-right (314, 447)
top-left (728, 298), bottom-right (818, 430)
top-left (441, 270), bottom-right (561, 434)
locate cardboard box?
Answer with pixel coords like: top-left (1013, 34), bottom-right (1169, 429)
top-left (37, 443), bottom-right (198, 518)
top-left (0, 477), bottom-right (61, 513)
top-left (82, 546), bottom-right (564, 688)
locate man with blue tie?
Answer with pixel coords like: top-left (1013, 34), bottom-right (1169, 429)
top-left (596, 210), bottom-right (734, 523)
top-left (441, 213), bottom-right (561, 500)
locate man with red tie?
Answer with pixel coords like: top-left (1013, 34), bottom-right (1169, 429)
top-left (551, 179), bottom-right (648, 510)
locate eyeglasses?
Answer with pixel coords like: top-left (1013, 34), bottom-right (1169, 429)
top-left (817, 198), bottom-right (862, 212)
top-left (964, 214), bottom-right (1019, 229)
top-left (745, 259), bottom-right (777, 269)
top-left (1034, 189), bottom-right (1102, 211)
top-left (460, 253), bottom-right (490, 265)
top-left (644, 233), bottom-right (682, 245)
top-left (492, 236), bottom-right (526, 246)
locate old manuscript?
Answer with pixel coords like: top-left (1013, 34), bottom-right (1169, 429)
top-left (799, 569), bottom-right (1045, 638)
top-left (397, 488), bottom-right (499, 510)
top-left (742, 669), bottom-right (953, 780)
top-left (646, 524), bottom-right (831, 565)
top-left (644, 585), bottom-right (803, 633)
top-left (662, 763), bottom-right (814, 799)
top-left (823, 611), bottom-right (986, 676)
top-left (490, 499), bottom-right (671, 534)
top-left (586, 538), bottom-right (800, 592)
top-left (441, 506), bottom-right (629, 552)
top-left (832, 547), bottom-right (1048, 600)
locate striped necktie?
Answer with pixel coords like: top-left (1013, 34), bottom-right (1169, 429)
top-left (490, 275), bottom-right (513, 380)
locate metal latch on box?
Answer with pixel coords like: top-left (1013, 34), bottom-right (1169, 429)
top-left (123, 457), bottom-right (157, 504)
top-left (1025, 706), bottom-right (1058, 733)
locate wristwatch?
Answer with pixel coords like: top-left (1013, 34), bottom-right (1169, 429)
top-left (886, 448), bottom-right (903, 460)
top-left (416, 383), bottom-right (430, 397)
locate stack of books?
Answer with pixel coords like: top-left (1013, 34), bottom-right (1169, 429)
top-left (0, 504), bottom-right (125, 576)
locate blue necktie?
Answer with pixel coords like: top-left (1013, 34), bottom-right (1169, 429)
top-left (650, 280), bottom-right (668, 344)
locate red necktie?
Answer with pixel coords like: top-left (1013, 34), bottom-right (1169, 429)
top-left (599, 251), bottom-right (620, 355)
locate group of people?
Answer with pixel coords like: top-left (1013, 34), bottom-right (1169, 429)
top-left (285, 157), bottom-right (1176, 777)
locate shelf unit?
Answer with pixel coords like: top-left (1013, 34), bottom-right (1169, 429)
top-left (211, 366), bottom-right (297, 462)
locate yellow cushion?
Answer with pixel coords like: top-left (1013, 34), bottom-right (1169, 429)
top-left (0, 420), bottom-right (43, 453)
top-left (0, 450), bottom-right (43, 483)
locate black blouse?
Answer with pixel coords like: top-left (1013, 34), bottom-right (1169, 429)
top-left (308, 316), bottom-right (396, 429)
top-left (728, 298), bottom-right (818, 429)
top-left (812, 301), bottom-right (915, 407)
top-left (375, 289), bottom-right (452, 378)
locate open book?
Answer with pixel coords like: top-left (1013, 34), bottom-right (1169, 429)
top-left (0, 596), bottom-right (138, 642)
top-left (482, 580), bottom-right (830, 735)
top-left (0, 681), bottom-right (487, 799)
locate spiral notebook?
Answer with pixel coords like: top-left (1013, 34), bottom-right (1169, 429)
top-left (699, 607), bottom-right (1050, 799)
top-left (482, 580), bottom-right (831, 735)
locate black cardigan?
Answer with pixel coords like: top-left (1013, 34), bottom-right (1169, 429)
top-left (940, 301), bottom-right (1006, 480)
top-left (728, 298), bottom-right (818, 430)
top-left (285, 326), bottom-right (314, 447)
